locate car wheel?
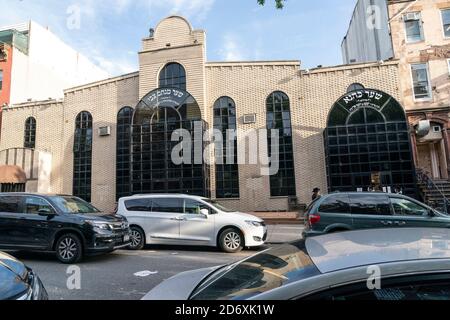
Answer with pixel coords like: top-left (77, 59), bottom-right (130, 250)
top-left (219, 228), bottom-right (244, 253)
top-left (129, 226), bottom-right (145, 250)
top-left (55, 234), bottom-right (83, 264)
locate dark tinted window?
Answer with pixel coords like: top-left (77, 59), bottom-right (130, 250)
top-left (125, 199), bottom-right (151, 212)
top-left (214, 97), bottom-right (240, 199)
top-left (24, 117), bottom-right (36, 149)
top-left (191, 241), bottom-right (320, 300)
top-left (151, 198), bottom-right (184, 213)
top-left (73, 111), bottom-right (93, 202)
top-left (318, 194), bottom-right (350, 214)
top-left (159, 63), bottom-right (186, 90)
top-left (266, 91), bottom-right (296, 197)
top-left (349, 194), bottom-right (392, 215)
top-left (308, 277), bottom-right (450, 301)
top-left (0, 196), bottom-right (21, 213)
top-left (24, 197), bottom-right (55, 214)
top-left (116, 107), bottom-right (134, 200)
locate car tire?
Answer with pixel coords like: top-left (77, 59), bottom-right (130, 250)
top-left (55, 234), bottom-right (83, 264)
top-left (129, 226), bottom-right (145, 250)
top-left (219, 228), bottom-right (244, 253)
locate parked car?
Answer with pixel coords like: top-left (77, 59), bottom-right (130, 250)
top-left (117, 194), bottom-right (267, 253)
top-left (302, 192), bottom-right (450, 238)
top-left (0, 251), bottom-right (48, 300)
top-left (0, 193), bottom-right (131, 264)
top-left (143, 228), bottom-right (450, 300)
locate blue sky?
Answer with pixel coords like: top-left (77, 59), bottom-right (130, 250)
top-left (0, 0), bottom-right (358, 76)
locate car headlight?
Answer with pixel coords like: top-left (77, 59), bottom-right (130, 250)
top-left (87, 221), bottom-right (112, 231)
top-left (246, 220), bottom-right (264, 227)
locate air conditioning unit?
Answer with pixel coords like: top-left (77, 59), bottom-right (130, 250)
top-left (98, 126), bottom-right (111, 136)
top-left (404, 12), bottom-right (420, 21)
top-left (243, 114), bottom-right (256, 124)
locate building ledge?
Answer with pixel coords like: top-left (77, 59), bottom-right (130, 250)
top-left (64, 71), bottom-right (139, 94)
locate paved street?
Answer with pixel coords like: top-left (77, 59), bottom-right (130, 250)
top-left (8, 224), bottom-right (303, 300)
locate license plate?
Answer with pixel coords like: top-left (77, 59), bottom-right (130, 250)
top-left (124, 235), bottom-right (130, 242)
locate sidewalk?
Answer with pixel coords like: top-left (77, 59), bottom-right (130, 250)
top-left (251, 212), bottom-right (304, 225)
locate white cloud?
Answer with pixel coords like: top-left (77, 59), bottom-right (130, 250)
top-left (0, 0), bottom-right (216, 76)
top-left (219, 33), bottom-right (246, 61)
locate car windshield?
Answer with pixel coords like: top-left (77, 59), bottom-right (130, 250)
top-left (203, 199), bottom-right (235, 212)
top-left (190, 240), bottom-right (320, 300)
top-left (50, 196), bottom-right (101, 214)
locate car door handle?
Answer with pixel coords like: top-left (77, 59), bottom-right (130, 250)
top-left (171, 217), bottom-right (187, 221)
top-left (394, 221), bottom-right (406, 226)
top-left (381, 221), bottom-right (393, 225)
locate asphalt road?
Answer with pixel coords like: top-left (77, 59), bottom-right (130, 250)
top-left (9, 224), bottom-right (304, 300)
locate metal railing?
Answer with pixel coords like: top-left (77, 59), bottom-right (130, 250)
top-left (416, 168), bottom-right (450, 214)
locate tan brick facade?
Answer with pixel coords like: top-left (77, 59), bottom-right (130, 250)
top-left (0, 15), bottom-right (402, 213)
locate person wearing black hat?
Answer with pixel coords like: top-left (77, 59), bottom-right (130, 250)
top-left (312, 188), bottom-right (321, 201)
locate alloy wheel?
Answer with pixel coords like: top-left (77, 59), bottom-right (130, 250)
top-left (224, 232), bottom-right (241, 251)
top-left (58, 237), bottom-right (78, 261)
top-left (130, 229), bottom-right (142, 248)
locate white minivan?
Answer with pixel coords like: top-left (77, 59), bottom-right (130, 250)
top-left (116, 194), bottom-right (267, 253)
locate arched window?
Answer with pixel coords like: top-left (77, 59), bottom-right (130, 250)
top-left (325, 89), bottom-right (415, 197)
top-left (159, 62), bottom-right (186, 90)
top-left (131, 88), bottom-right (208, 196)
top-left (347, 83), bottom-right (365, 92)
top-left (116, 107), bottom-right (134, 200)
top-left (266, 91), bottom-right (296, 197)
top-left (73, 111), bottom-right (93, 202)
top-left (24, 117), bottom-right (36, 149)
top-left (214, 97), bottom-right (239, 198)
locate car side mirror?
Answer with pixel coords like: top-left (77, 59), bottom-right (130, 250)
top-left (428, 209), bottom-right (436, 217)
top-left (200, 209), bottom-right (209, 218)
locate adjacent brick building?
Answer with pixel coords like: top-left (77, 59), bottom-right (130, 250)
top-left (343, 0), bottom-right (450, 183)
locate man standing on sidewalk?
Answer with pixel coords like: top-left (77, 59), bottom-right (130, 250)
top-left (312, 188), bottom-right (321, 201)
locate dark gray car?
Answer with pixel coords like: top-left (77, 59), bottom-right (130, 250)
top-left (142, 228), bottom-right (450, 300)
top-left (302, 192), bottom-right (450, 238)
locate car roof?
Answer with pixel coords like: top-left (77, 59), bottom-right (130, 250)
top-left (0, 193), bottom-right (72, 197)
top-left (324, 191), bottom-right (409, 197)
top-left (119, 194), bottom-right (209, 201)
top-left (306, 228), bottom-right (450, 274)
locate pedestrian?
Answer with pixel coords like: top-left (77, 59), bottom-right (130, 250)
top-left (312, 188), bottom-right (321, 201)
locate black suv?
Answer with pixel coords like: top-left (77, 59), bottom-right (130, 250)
top-left (303, 192), bottom-right (450, 238)
top-left (0, 193), bottom-right (131, 263)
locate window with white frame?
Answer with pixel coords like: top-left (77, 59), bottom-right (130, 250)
top-left (0, 70), bottom-right (3, 91)
top-left (447, 59), bottom-right (450, 76)
top-left (411, 63), bottom-right (432, 100)
top-left (442, 9), bottom-right (450, 38)
top-left (404, 12), bottom-right (424, 43)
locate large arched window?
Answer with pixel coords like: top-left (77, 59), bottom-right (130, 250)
top-left (325, 89), bottom-right (415, 197)
top-left (266, 91), bottom-right (296, 197)
top-left (214, 97), bottom-right (239, 198)
top-left (159, 62), bottom-right (186, 90)
top-left (131, 88), bottom-right (208, 196)
top-left (24, 117), bottom-right (36, 149)
top-left (116, 107), bottom-right (134, 200)
top-left (73, 111), bottom-right (93, 202)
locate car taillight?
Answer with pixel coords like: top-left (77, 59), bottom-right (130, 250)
top-left (309, 214), bottom-right (321, 225)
